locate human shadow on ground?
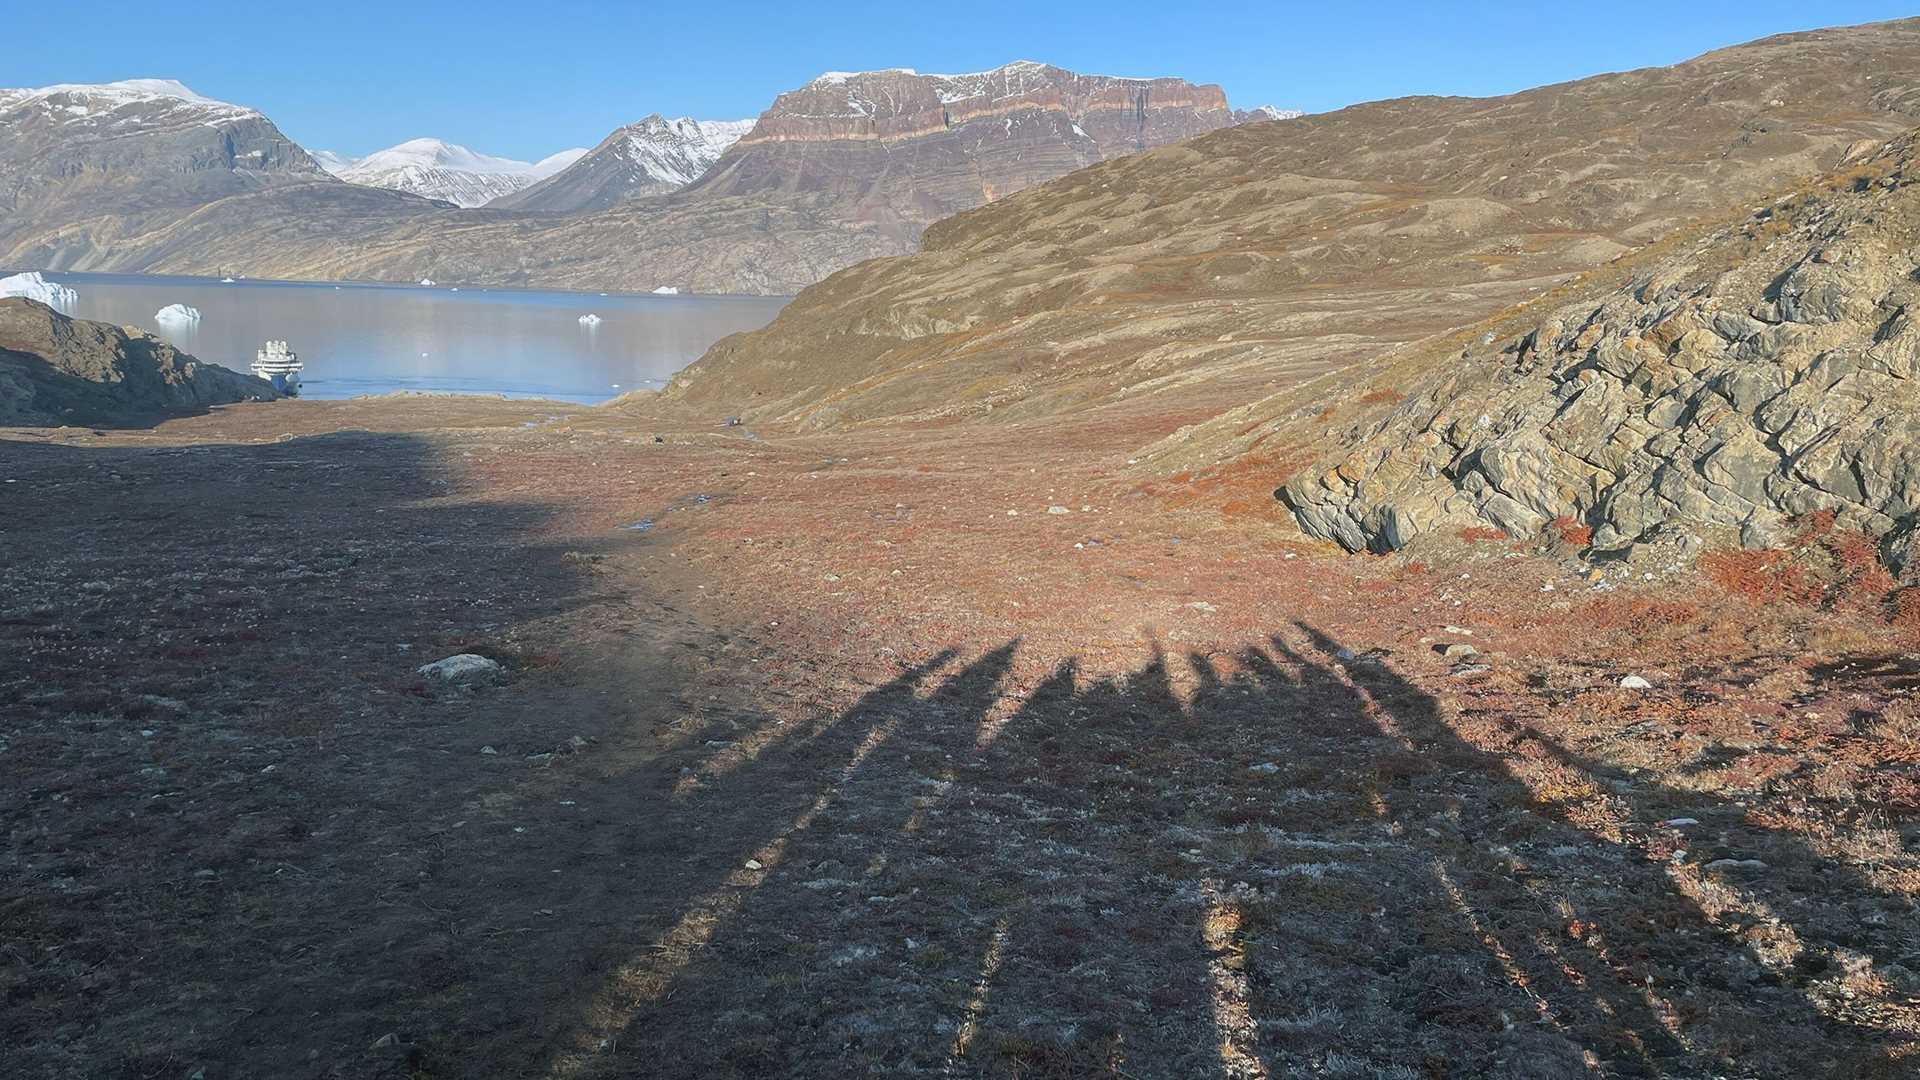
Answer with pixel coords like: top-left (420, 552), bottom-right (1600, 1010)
top-left (11, 429), bottom-right (1908, 1079)
top-left (525, 623), bottom-right (1916, 1079)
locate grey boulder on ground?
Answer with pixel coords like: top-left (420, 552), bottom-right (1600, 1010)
top-left (0, 297), bottom-right (276, 426)
top-left (416, 654), bottom-right (503, 684)
top-left (1281, 130), bottom-right (1920, 564)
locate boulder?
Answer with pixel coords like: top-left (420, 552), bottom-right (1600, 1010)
top-left (417, 654), bottom-right (503, 684)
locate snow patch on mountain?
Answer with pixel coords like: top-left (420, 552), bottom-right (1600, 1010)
top-left (336, 138), bottom-right (590, 208)
top-left (532, 148), bottom-right (589, 178)
top-left (309, 149), bottom-right (355, 175)
top-left (494, 116), bottom-right (751, 211)
top-left (798, 61), bottom-right (1189, 117)
top-left (609, 116), bottom-right (753, 187)
top-left (0, 78), bottom-right (259, 125)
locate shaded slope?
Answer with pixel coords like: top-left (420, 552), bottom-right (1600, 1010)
top-left (0, 298), bottom-right (275, 426)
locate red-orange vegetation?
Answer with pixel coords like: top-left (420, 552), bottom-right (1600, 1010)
top-left (1549, 515), bottom-right (1594, 546)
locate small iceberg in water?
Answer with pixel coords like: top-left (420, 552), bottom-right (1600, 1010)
top-left (419, 277), bottom-right (436, 286)
top-left (220, 276), bottom-right (236, 283)
top-left (652, 286), bottom-right (679, 295)
top-left (155, 303), bottom-right (202, 324)
top-left (578, 313), bottom-right (602, 326)
top-left (0, 271), bottom-right (77, 311)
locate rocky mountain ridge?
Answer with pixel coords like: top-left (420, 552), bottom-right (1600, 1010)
top-left (492, 116), bottom-right (752, 213)
top-left (0, 78), bottom-right (335, 268)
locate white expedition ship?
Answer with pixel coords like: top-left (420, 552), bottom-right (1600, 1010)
top-left (251, 340), bottom-right (303, 395)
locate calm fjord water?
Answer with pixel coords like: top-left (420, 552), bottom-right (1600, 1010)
top-left (39, 271), bottom-right (788, 403)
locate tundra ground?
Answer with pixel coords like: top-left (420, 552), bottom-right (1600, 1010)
top-left (3, 396), bottom-right (1917, 1079)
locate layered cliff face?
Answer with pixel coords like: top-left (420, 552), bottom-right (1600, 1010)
top-left (662, 19), bottom-right (1920, 427)
top-left (688, 62), bottom-right (1235, 237)
top-left (0, 80), bottom-right (335, 267)
top-left (0, 297), bottom-right (275, 426)
top-left (493, 116), bottom-right (752, 213)
top-left (1278, 132), bottom-right (1920, 561)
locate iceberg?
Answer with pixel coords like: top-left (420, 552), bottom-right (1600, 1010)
top-left (651, 286), bottom-right (679, 295)
top-left (419, 277), bottom-right (436, 286)
top-left (0, 271), bottom-right (77, 311)
top-left (155, 303), bottom-right (202, 323)
top-left (578, 313), bottom-right (602, 326)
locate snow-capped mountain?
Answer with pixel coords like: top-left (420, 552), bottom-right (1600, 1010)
top-left (489, 116), bottom-right (753, 213)
top-left (335, 138), bottom-right (588, 208)
top-left (309, 149), bottom-right (355, 175)
top-left (0, 77), bottom-right (337, 268)
top-left (1235, 104), bottom-right (1305, 122)
top-left (0, 78), bottom-right (265, 125)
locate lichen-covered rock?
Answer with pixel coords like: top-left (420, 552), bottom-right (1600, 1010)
top-left (1281, 131), bottom-right (1920, 557)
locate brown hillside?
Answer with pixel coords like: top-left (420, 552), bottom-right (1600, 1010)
top-left (663, 18), bottom-right (1920, 429)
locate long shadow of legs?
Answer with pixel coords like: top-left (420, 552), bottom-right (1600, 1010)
top-left (1278, 622), bottom-right (1914, 1078)
top-left (522, 619), bottom-right (1917, 1079)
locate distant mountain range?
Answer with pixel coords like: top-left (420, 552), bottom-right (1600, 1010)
top-left (322, 139), bottom-right (588, 208)
top-left (0, 65), bottom-right (1291, 293)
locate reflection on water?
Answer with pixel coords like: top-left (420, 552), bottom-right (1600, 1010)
top-left (24, 270), bottom-right (787, 404)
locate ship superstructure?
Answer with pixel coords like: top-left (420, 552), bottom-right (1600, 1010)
top-left (251, 339), bottom-right (303, 394)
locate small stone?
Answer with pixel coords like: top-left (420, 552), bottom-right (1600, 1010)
top-left (479, 745), bottom-right (498, 755)
top-left (1442, 643), bottom-right (1480, 659)
top-left (1248, 762), bottom-right (1281, 775)
top-left (1188, 601), bottom-right (1218, 614)
top-left (1704, 858), bottom-right (1769, 875)
top-left (745, 858), bottom-right (765, 871)
top-left (417, 654), bottom-right (502, 684)
top-left (1047, 505), bottom-right (1071, 515)
top-left (1335, 648), bottom-right (1356, 662)
top-left (568, 735), bottom-right (590, 749)
top-left (194, 868), bottom-right (217, 878)
top-left (1661, 817), bottom-right (1700, 828)
top-left (372, 1033), bottom-right (399, 1050)
top-left (1619, 675), bottom-right (1653, 690)
top-left (705, 739), bottom-right (738, 749)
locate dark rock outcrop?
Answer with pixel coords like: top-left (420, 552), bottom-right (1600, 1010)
top-left (0, 298), bottom-right (276, 426)
top-left (1280, 131), bottom-right (1920, 559)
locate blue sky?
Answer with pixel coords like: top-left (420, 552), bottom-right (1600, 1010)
top-left (5, 1), bottom-right (1916, 161)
